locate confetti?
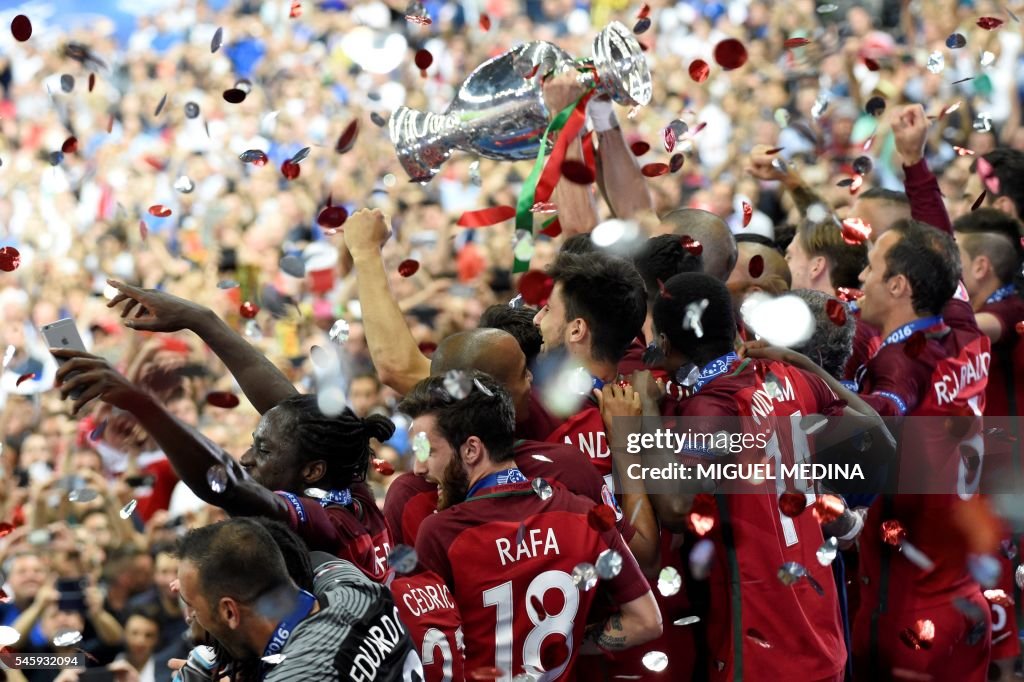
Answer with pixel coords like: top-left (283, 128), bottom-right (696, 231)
top-left (679, 235), bottom-right (703, 256)
top-left (479, 13), bottom-right (492, 30)
top-left (223, 88), bottom-right (246, 104)
top-left (816, 3), bottom-right (839, 11)
top-left (742, 202), bottom-right (753, 227)
top-left (318, 205), bottom-right (348, 229)
top-left (713, 38), bottom-right (748, 70)
top-left (16, 373), bottom-right (36, 387)
top-left (0, 523), bottom-right (13, 539)
top-left (853, 156), bottom-right (873, 175)
top-left (404, 0), bottom-right (432, 25)
top-left (946, 33), bottom-right (967, 49)
top-left (60, 136), bottom-right (79, 154)
top-left (60, 74), bottom-right (75, 93)
top-left (690, 538), bottom-right (715, 579)
top-left (817, 536), bottom-right (839, 566)
top-left (443, 370), bottom-right (473, 399)
top-left (630, 141), bottom-right (650, 156)
top-left (595, 549), bottom-right (623, 579)
top-left (53, 630), bottom-right (83, 648)
top-left (49, 151), bottom-right (64, 166)
top-left (398, 259), bottom-right (420, 277)
top-left (415, 49), bottom-right (433, 72)
top-left (206, 391), bottom-right (241, 408)
top-left (387, 545), bottom-right (418, 574)
top-left (641, 163), bottom-right (670, 177)
top-left (11, 15), bottom-right (32, 42)
top-left (899, 620), bottom-right (935, 650)
top-left (281, 160), bottom-right (300, 180)
top-left (973, 113), bottom-right (993, 132)
top-left (0, 247), bottom-right (21, 273)
top-left (154, 93), bottom-right (168, 117)
top-left (119, 499), bottom-right (137, 519)
top-left (784, 37), bottom-right (811, 48)
top-left (778, 491), bottom-right (807, 517)
top-left (518, 270), bottom-right (554, 306)
top-left (239, 150), bottom-right (269, 166)
top-left (669, 153), bottom-right (685, 173)
top-left (748, 254), bottom-right (765, 278)
top-left (329, 319), bottom-right (350, 345)
top-left (841, 218), bottom-right (872, 245)
top-left (746, 628), bottom-right (772, 648)
top-left (262, 654), bottom-right (286, 665)
top-left (641, 651), bottom-right (668, 672)
top-left (657, 566), bottom-right (682, 596)
top-left (683, 299), bottom-right (709, 338)
top-left (674, 616), bottom-right (700, 626)
top-left (206, 465), bottom-right (230, 493)
top-left (211, 27), bottom-right (224, 53)
top-left (148, 205), bottom-right (172, 218)
top-left (926, 51), bottom-right (944, 74)
top-left (572, 562), bottom-right (598, 591)
top-left (953, 145), bottom-right (974, 156)
top-left (560, 160), bottom-right (596, 185)
top-left (688, 59), bottom-right (710, 83)
top-left (239, 301), bottom-right (259, 319)
top-left (977, 16), bottom-right (1004, 29)
top-left (530, 202), bottom-right (558, 213)
top-left (413, 432), bottom-right (430, 462)
top-left (0, 627), bottom-right (19, 648)
top-left (372, 458), bottom-right (395, 476)
top-left (88, 73), bottom-right (95, 91)
top-left (825, 298), bottom-right (848, 327)
top-left (532, 478), bottom-right (553, 501)
top-left (68, 488), bottom-right (99, 503)
top-left (633, 17), bottom-right (652, 34)
top-left (217, 279), bottom-right (239, 289)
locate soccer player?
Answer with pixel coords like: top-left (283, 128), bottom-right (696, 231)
top-left (533, 251), bottom-right (647, 491)
top-left (650, 272), bottom-right (854, 682)
top-left (390, 569), bottom-right (465, 682)
top-left (400, 372), bottom-right (662, 681)
top-left (784, 216), bottom-right (868, 295)
top-left (658, 208), bottom-right (738, 281)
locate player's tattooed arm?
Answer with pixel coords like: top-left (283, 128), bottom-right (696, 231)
top-left (589, 613), bottom-right (629, 651)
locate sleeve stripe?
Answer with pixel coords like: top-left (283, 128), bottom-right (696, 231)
top-left (277, 491), bottom-right (308, 525)
top-left (872, 391), bottom-right (908, 415)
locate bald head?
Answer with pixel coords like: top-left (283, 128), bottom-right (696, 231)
top-left (726, 242), bottom-right (791, 309)
top-left (659, 208), bottom-right (737, 281)
top-left (431, 329), bottom-right (532, 421)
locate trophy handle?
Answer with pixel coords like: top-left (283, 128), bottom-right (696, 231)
top-left (388, 106), bottom-right (459, 182)
top-left (592, 21), bottom-right (652, 107)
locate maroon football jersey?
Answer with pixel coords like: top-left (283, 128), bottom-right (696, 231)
top-left (516, 388), bottom-right (563, 442)
top-left (415, 481), bottom-right (650, 681)
top-left (278, 482), bottom-right (393, 581)
top-left (383, 441), bottom-right (635, 548)
top-left (980, 293), bottom-right (1024, 417)
top-left (391, 570), bottom-right (465, 682)
top-left (679, 357), bottom-right (847, 681)
top-left (544, 402), bottom-right (613, 492)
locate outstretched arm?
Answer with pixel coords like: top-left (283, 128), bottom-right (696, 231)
top-left (542, 74), bottom-right (600, 236)
top-left (106, 280), bottom-right (297, 414)
top-left (53, 349), bottom-right (290, 521)
top-left (591, 97), bottom-right (654, 219)
top-left (343, 209), bottom-right (431, 395)
top-left (891, 104), bottom-right (952, 235)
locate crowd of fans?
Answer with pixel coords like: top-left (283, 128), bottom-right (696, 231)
top-left (0, 0), bottom-right (1023, 680)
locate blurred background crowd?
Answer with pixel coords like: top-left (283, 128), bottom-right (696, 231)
top-left (0, 0), bottom-right (1021, 679)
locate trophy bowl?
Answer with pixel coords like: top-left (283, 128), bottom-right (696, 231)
top-left (389, 22), bottom-right (651, 182)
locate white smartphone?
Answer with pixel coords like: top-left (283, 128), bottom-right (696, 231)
top-left (41, 318), bottom-right (87, 399)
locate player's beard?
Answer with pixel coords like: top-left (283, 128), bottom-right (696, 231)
top-left (438, 455), bottom-right (470, 510)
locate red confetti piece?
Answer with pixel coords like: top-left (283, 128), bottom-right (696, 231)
top-left (747, 254), bottom-right (765, 278)
top-left (1016, 321), bottom-right (1024, 335)
top-left (657, 278), bottom-right (673, 300)
top-left (335, 120), bottom-right (359, 154)
top-left (405, 13), bottom-right (432, 26)
top-left (372, 458), bottom-right (395, 476)
top-left (985, 589), bottom-right (1014, 607)
top-left (530, 202), bottom-right (558, 214)
top-left (783, 37), bottom-right (811, 48)
top-left (240, 301), bottom-right (260, 319)
top-left (881, 519), bottom-right (906, 546)
top-left (289, 1), bottom-right (302, 18)
top-left (899, 620), bottom-right (935, 650)
top-left (469, 668), bottom-right (505, 681)
top-left (953, 145), bottom-right (974, 156)
top-left (0, 247), bottom-right (20, 272)
top-left (206, 391), bottom-right (241, 409)
top-left (812, 494), bottom-right (845, 524)
top-left (864, 58), bottom-right (881, 71)
top-left (61, 137), bottom-right (78, 154)
top-left (587, 504), bottom-right (617, 532)
top-left (398, 259), bottom-right (420, 277)
top-left (148, 205), bottom-right (172, 218)
top-left (663, 127), bottom-right (677, 153)
top-left (669, 154), bottom-right (685, 173)
top-left (849, 174), bottom-right (864, 194)
top-left (415, 49), bottom-right (433, 71)
top-left (240, 150), bottom-right (268, 166)
top-left (318, 205), bottom-right (349, 229)
top-left (903, 331), bottom-right (927, 358)
top-left (139, 220), bottom-right (148, 240)
top-left (971, 190), bottom-right (987, 211)
top-left (641, 163), bottom-right (670, 177)
top-left (778, 491), bottom-right (807, 517)
top-left (742, 201), bottom-right (753, 227)
top-left (518, 270), bottom-right (554, 306)
top-left (630, 141), bottom-right (650, 156)
top-left (836, 287), bottom-right (863, 303)
top-left (841, 217), bottom-right (871, 245)
top-left (281, 160), bottom-right (300, 180)
top-left (479, 13), bottom-right (491, 30)
top-left (746, 628), bottom-right (772, 648)
top-left (560, 160), bottom-right (596, 185)
top-left (0, 522), bottom-right (12, 538)
top-left (690, 121), bottom-right (708, 137)
top-left (764, 147), bottom-right (784, 155)
top-left (826, 299), bottom-right (848, 327)
top-left (637, 2), bottom-right (651, 18)
top-left (88, 73), bottom-right (96, 92)
top-left (977, 16), bottom-right (1004, 29)
top-left (523, 63), bottom-right (540, 79)
top-left (688, 59), bottom-right (710, 83)
top-left (16, 372), bottom-right (35, 387)
top-left (419, 341), bottom-right (438, 355)
top-left (713, 38), bottom-right (748, 70)
top-left (11, 15), bottom-right (31, 42)
top-left (680, 235), bottom-right (703, 256)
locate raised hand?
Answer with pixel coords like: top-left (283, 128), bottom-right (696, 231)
top-left (342, 208), bottom-right (392, 257)
top-left (106, 279), bottom-right (209, 333)
top-left (52, 349), bottom-right (142, 415)
top-left (890, 104), bottom-right (929, 166)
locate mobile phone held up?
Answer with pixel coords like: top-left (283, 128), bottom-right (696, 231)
top-left (40, 318), bottom-right (88, 400)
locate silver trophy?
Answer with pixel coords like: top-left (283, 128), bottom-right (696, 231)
top-left (389, 21), bottom-right (651, 182)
